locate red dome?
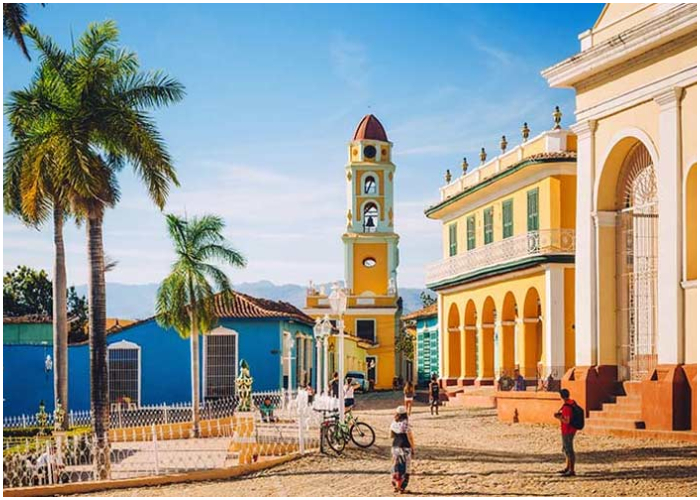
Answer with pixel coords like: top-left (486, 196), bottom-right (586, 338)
top-left (352, 114), bottom-right (388, 142)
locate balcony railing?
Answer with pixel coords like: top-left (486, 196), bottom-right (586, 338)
top-left (426, 229), bottom-right (575, 286)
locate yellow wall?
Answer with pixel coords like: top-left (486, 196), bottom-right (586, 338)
top-left (344, 312), bottom-right (397, 388)
top-left (564, 267), bottom-right (576, 369)
top-left (686, 164), bottom-right (697, 281)
top-left (682, 85), bottom-right (697, 170)
top-left (685, 286), bottom-right (697, 364)
top-left (353, 242), bottom-right (389, 295)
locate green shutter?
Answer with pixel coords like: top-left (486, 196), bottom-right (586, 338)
top-left (502, 199), bottom-right (513, 239)
top-left (466, 215), bottom-right (476, 250)
top-left (527, 188), bottom-right (539, 231)
top-left (449, 223), bottom-right (457, 256)
top-left (483, 207), bottom-right (494, 245)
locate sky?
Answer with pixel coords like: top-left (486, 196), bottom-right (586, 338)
top-left (2, 3), bottom-right (603, 289)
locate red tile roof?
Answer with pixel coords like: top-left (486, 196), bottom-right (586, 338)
top-left (402, 303), bottom-right (437, 321)
top-left (210, 290), bottom-right (315, 326)
top-left (3, 314), bottom-right (52, 324)
top-left (353, 114), bottom-right (388, 142)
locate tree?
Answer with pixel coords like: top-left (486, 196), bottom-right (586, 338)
top-left (3, 3), bottom-right (32, 59)
top-left (2, 265), bottom-right (89, 342)
top-left (11, 22), bottom-right (184, 475)
top-left (420, 291), bottom-right (437, 308)
top-left (156, 214), bottom-right (246, 436)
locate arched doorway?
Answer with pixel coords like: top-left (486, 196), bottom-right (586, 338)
top-left (616, 143), bottom-right (658, 381)
top-left (500, 292), bottom-right (517, 377)
top-left (446, 303), bottom-right (461, 380)
top-left (463, 300), bottom-right (478, 380)
top-left (479, 297), bottom-right (496, 382)
top-left (523, 287), bottom-right (542, 379)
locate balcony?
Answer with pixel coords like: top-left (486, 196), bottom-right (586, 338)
top-left (426, 229), bottom-right (575, 287)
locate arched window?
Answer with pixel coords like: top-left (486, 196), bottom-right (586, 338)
top-left (364, 176), bottom-right (377, 195)
top-left (108, 340), bottom-right (141, 408)
top-left (203, 326), bottom-right (238, 400)
top-left (363, 203), bottom-right (378, 233)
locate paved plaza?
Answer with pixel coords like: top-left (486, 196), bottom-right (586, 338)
top-left (83, 392), bottom-right (696, 497)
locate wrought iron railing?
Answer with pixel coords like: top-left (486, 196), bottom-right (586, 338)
top-left (426, 229), bottom-right (575, 286)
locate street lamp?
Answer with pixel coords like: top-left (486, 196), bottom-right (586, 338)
top-left (282, 333), bottom-right (295, 409)
top-left (314, 318), bottom-right (323, 395)
top-left (320, 315), bottom-right (332, 394)
top-left (328, 282), bottom-right (348, 416)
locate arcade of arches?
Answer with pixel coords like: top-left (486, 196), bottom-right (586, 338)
top-left (440, 266), bottom-right (575, 385)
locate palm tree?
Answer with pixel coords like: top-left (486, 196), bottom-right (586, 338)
top-left (4, 63), bottom-right (72, 430)
top-left (12, 22), bottom-right (184, 475)
top-left (3, 3), bottom-right (31, 59)
top-left (156, 214), bottom-right (246, 436)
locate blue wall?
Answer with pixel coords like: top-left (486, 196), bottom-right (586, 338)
top-left (3, 317), bottom-right (315, 417)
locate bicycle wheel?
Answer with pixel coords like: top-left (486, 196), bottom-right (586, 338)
top-left (350, 421), bottom-right (375, 448)
top-left (324, 422), bottom-right (346, 454)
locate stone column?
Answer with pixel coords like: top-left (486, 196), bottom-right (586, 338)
top-left (654, 87), bottom-right (684, 365)
top-left (569, 119), bottom-right (598, 366)
top-left (459, 325), bottom-right (468, 385)
top-left (544, 265), bottom-right (566, 378)
top-left (437, 293), bottom-right (445, 379)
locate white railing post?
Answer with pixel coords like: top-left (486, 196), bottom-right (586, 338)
top-left (151, 424), bottom-right (160, 475)
top-left (163, 403), bottom-right (169, 424)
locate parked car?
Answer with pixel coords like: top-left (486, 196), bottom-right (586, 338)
top-left (346, 371), bottom-right (370, 393)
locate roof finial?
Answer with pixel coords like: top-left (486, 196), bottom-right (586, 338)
top-left (461, 157), bottom-right (469, 174)
top-left (480, 148), bottom-right (487, 164)
top-left (500, 135), bottom-right (508, 154)
top-left (521, 122), bottom-right (530, 141)
top-left (552, 106), bottom-right (562, 130)
top-left (445, 169), bottom-right (452, 183)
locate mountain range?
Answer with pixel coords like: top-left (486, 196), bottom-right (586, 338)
top-left (74, 281), bottom-right (433, 320)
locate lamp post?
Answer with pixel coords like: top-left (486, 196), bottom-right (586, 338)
top-left (282, 334), bottom-right (295, 409)
top-left (314, 318), bottom-right (323, 395)
top-left (320, 315), bottom-right (332, 394)
top-left (328, 282), bottom-right (348, 416)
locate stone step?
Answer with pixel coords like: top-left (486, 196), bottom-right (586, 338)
top-left (603, 397), bottom-right (641, 412)
top-left (586, 417), bottom-right (646, 430)
top-left (584, 426), bottom-right (697, 443)
top-left (622, 380), bottom-right (643, 397)
top-left (590, 408), bottom-right (643, 420)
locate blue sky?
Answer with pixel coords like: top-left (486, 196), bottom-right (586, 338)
top-left (3, 3), bottom-right (602, 288)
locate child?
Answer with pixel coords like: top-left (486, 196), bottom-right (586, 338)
top-left (428, 374), bottom-right (440, 416)
top-left (259, 396), bottom-right (276, 423)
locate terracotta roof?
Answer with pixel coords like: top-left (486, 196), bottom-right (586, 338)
top-left (210, 290), bottom-right (315, 326)
top-left (3, 314), bottom-right (52, 324)
top-left (352, 114), bottom-right (388, 142)
top-left (402, 303), bottom-right (437, 321)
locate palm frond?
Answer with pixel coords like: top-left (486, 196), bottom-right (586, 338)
top-left (3, 3), bottom-right (31, 60)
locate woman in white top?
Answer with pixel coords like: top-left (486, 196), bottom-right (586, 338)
top-left (343, 377), bottom-right (360, 412)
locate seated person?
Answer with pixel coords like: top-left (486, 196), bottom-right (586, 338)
top-left (259, 396), bottom-right (276, 422)
top-left (514, 369), bottom-right (526, 391)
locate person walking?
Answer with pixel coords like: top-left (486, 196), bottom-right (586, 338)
top-left (403, 381), bottom-right (415, 415)
top-left (428, 374), bottom-right (441, 416)
top-left (329, 372), bottom-right (339, 399)
top-left (554, 388), bottom-right (581, 477)
top-left (390, 405), bottom-right (415, 494)
top-left (343, 377), bottom-right (360, 413)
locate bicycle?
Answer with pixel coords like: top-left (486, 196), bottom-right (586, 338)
top-left (322, 410), bottom-right (375, 454)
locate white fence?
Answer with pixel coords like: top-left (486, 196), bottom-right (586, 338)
top-left (4, 391), bottom-right (323, 489)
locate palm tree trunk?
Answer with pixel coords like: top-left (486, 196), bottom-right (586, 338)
top-left (53, 206), bottom-right (69, 431)
top-left (189, 290), bottom-right (201, 438)
top-left (87, 210), bottom-right (110, 479)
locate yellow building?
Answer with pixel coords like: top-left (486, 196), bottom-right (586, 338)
top-left (543, 3), bottom-right (696, 432)
top-left (305, 115), bottom-right (400, 389)
top-left (425, 123), bottom-right (578, 389)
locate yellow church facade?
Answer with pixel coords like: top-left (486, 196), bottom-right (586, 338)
top-left (305, 115), bottom-right (401, 390)
top-left (425, 124), bottom-right (578, 389)
top-left (543, 3), bottom-right (696, 432)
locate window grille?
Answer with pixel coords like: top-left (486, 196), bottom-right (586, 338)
top-left (108, 341), bottom-right (141, 407)
top-left (204, 328), bottom-right (238, 399)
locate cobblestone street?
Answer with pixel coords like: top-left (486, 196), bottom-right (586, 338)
top-left (82, 392), bottom-right (696, 497)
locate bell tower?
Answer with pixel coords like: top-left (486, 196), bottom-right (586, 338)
top-left (344, 114), bottom-right (399, 297)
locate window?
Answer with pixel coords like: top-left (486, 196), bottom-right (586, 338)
top-left (483, 207), bottom-right (494, 245)
top-left (502, 199), bottom-right (514, 239)
top-left (108, 341), bottom-right (140, 406)
top-left (363, 203), bottom-right (378, 233)
top-left (204, 328), bottom-right (238, 399)
top-left (364, 176), bottom-right (377, 195)
top-left (448, 223), bottom-right (457, 256)
top-left (527, 188), bottom-right (539, 231)
top-left (356, 320), bottom-right (376, 343)
top-left (466, 215), bottom-right (476, 250)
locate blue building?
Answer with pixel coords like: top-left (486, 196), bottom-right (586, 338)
top-left (402, 304), bottom-right (438, 387)
top-left (3, 291), bottom-right (316, 416)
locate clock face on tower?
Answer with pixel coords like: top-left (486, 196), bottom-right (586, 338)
top-left (363, 145), bottom-right (377, 159)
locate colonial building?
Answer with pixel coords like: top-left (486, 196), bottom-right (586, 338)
top-left (3, 291), bottom-right (316, 417)
top-left (305, 115), bottom-right (401, 389)
top-left (425, 123), bottom-right (578, 391)
top-left (402, 303), bottom-right (438, 387)
top-left (542, 3), bottom-right (696, 434)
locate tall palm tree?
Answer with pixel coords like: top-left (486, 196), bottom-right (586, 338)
top-left (156, 214), bottom-right (246, 436)
top-left (3, 3), bottom-right (31, 59)
top-left (5, 63), bottom-right (73, 430)
top-left (13, 22), bottom-right (184, 476)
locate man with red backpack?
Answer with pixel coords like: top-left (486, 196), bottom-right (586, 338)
top-left (554, 388), bottom-right (584, 477)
